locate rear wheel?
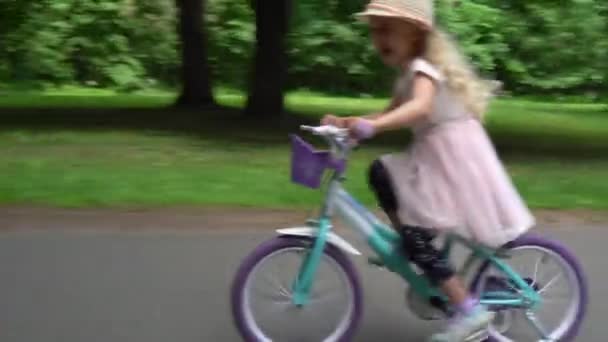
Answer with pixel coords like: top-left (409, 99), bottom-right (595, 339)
top-left (470, 233), bottom-right (588, 341)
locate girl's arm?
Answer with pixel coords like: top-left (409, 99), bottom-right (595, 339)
top-left (322, 79), bottom-right (417, 126)
top-left (370, 74), bottom-right (436, 133)
top-left (323, 100), bottom-right (393, 126)
top-left (361, 87), bottom-right (402, 120)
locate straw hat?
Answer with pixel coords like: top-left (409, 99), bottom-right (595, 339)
top-left (355, 0), bottom-right (434, 31)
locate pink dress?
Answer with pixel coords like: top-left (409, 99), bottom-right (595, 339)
top-left (379, 58), bottom-right (535, 248)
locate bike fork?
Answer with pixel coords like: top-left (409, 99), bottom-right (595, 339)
top-left (291, 218), bottom-right (331, 306)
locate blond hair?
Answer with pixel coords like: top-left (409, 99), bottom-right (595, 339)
top-left (423, 29), bottom-right (497, 119)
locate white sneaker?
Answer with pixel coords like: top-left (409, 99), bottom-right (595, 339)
top-left (429, 306), bottom-right (495, 342)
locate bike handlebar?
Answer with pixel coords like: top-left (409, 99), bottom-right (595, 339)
top-left (300, 125), bottom-right (356, 159)
top-left (300, 125), bottom-right (349, 139)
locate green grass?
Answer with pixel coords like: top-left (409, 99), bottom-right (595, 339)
top-left (1, 130), bottom-right (607, 209)
top-left (3, 86), bottom-right (608, 155)
top-left (0, 86), bottom-right (175, 108)
top-left (0, 87), bottom-right (607, 209)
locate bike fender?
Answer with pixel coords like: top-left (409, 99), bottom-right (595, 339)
top-left (276, 227), bottom-right (362, 256)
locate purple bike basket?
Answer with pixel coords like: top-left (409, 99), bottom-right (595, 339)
top-left (290, 134), bottom-right (346, 189)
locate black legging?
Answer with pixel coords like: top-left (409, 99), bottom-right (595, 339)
top-left (368, 159), bottom-right (455, 285)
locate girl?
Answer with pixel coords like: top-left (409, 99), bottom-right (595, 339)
top-left (322, 1), bottom-right (535, 341)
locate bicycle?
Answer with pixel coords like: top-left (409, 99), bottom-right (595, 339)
top-left (230, 125), bottom-right (588, 342)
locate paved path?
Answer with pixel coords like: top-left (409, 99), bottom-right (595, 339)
top-left (0, 207), bottom-right (605, 341)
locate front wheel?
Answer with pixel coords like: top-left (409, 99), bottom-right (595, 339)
top-left (470, 233), bottom-right (588, 342)
top-left (231, 236), bottom-right (363, 341)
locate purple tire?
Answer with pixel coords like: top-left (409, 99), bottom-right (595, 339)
top-left (231, 236), bottom-right (363, 342)
top-left (470, 233), bottom-right (588, 342)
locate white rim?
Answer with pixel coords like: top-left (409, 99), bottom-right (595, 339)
top-left (478, 245), bottom-right (581, 341)
top-left (241, 247), bottom-right (356, 342)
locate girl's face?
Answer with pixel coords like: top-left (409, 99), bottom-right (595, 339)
top-left (369, 16), bottom-right (424, 67)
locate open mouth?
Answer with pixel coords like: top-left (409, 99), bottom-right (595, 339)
top-left (381, 47), bottom-right (393, 58)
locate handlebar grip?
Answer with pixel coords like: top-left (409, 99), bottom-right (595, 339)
top-left (300, 125), bottom-right (350, 140)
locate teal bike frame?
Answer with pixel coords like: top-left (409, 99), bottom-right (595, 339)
top-left (291, 170), bottom-right (541, 312)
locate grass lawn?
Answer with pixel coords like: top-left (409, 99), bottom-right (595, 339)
top-left (0, 87), bottom-right (607, 209)
top-left (3, 86), bottom-right (606, 155)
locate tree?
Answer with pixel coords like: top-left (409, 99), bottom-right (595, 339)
top-left (0, 0), bottom-right (33, 81)
top-left (245, 0), bottom-right (292, 118)
top-left (174, 0), bottom-right (215, 107)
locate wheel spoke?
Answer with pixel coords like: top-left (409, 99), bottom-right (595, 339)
top-left (531, 254), bottom-right (544, 287)
top-left (273, 257), bottom-right (295, 297)
top-left (539, 272), bottom-right (562, 294)
top-left (525, 310), bottom-right (552, 340)
top-left (252, 286), bottom-right (291, 303)
top-left (264, 270), bottom-right (292, 298)
top-left (266, 299), bottom-right (293, 313)
top-left (487, 325), bottom-right (515, 342)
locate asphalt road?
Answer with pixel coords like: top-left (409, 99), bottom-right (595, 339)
top-left (0, 209), bottom-right (605, 342)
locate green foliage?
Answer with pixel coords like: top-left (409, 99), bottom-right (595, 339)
top-left (206, 0), bottom-right (255, 88)
top-left (288, 19), bottom-right (393, 94)
top-left (285, 0), bottom-right (608, 96)
top-left (488, 0), bottom-right (607, 93)
top-left (1, 0), bottom-right (176, 90)
top-left (0, 0), bottom-right (607, 95)
top-left (436, 1), bottom-right (508, 75)
top-left (128, 0), bottom-right (179, 87)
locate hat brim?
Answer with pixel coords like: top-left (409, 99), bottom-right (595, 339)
top-left (354, 9), bottom-right (432, 31)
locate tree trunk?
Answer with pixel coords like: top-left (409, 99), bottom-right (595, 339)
top-left (175, 0), bottom-right (214, 108)
top-left (245, 0), bottom-right (292, 117)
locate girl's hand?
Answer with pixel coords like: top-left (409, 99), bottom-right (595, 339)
top-left (347, 118), bottom-right (377, 140)
top-left (320, 114), bottom-right (345, 127)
